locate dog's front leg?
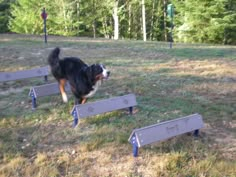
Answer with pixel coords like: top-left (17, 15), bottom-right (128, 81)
top-left (59, 79), bottom-right (68, 103)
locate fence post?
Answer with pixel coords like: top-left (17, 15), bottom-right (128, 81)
top-left (41, 8), bottom-right (48, 44)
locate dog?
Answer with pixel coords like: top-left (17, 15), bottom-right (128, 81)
top-left (48, 47), bottom-right (110, 104)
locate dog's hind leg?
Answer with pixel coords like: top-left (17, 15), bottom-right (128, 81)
top-left (59, 79), bottom-right (68, 103)
top-left (80, 98), bottom-right (87, 104)
top-left (74, 98), bottom-right (86, 105)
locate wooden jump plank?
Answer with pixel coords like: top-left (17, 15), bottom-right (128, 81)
top-left (0, 66), bottom-right (49, 82)
top-left (71, 94), bottom-right (137, 127)
top-left (29, 82), bottom-right (71, 109)
top-left (29, 82), bottom-right (70, 98)
top-left (128, 113), bottom-right (204, 157)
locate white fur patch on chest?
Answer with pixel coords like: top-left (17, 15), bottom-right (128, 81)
top-left (84, 80), bottom-right (102, 98)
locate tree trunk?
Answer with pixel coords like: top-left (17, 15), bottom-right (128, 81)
top-left (76, 0), bottom-right (80, 35)
top-left (142, 0), bottom-right (146, 41)
top-left (102, 17), bottom-right (109, 38)
top-left (128, 2), bottom-right (132, 39)
top-left (163, 0), bottom-right (167, 41)
top-left (93, 20), bottom-right (96, 38)
top-left (61, 0), bottom-right (68, 33)
top-left (113, 0), bottom-right (119, 40)
top-left (92, 0), bottom-right (96, 38)
top-left (150, 0), bottom-right (156, 40)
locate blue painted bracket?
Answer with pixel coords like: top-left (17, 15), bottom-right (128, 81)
top-left (130, 134), bottom-right (139, 157)
top-left (29, 88), bottom-right (37, 110)
top-left (71, 107), bottom-right (79, 128)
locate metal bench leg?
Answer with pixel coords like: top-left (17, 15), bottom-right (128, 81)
top-left (193, 129), bottom-right (199, 137)
top-left (130, 134), bottom-right (138, 157)
top-left (71, 109), bottom-right (79, 128)
top-left (31, 95), bottom-right (36, 110)
top-left (129, 106), bottom-right (133, 115)
top-left (133, 144), bottom-right (139, 157)
top-left (44, 75), bottom-right (48, 82)
top-left (73, 118), bottom-right (78, 128)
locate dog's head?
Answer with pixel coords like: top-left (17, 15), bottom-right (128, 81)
top-left (87, 64), bottom-right (110, 82)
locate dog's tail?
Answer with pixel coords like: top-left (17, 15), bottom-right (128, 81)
top-left (48, 47), bottom-right (60, 66)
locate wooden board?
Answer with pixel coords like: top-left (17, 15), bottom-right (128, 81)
top-left (29, 82), bottom-right (71, 98)
top-left (71, 94), bottom-right (137, 119)
top-left (129, 113), bottom-right (204, 147)
top-left (0, 66), bottom-right (49, 82)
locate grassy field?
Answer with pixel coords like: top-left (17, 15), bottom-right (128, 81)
top-left (0, 34), bottom-right (235, 177)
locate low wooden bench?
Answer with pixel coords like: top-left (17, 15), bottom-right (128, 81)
top-left (128, 113), bottom-right (204, 157)
top-left (0, 66), bottom-right (49, 82)
top-left (71, 93), bottom-right (137, 127)
top-left (29, 82), bottom-right (71, 109)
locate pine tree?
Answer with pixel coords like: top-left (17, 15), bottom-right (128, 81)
top-left (9, 0), bottom-right (80, 35)
top-left (172, 0), bottom-right (236, 44)
top-left (223, 0), bottom-right (236, 44)
top-left (0, 0), bottom-right (12, 32)
top-left (9, 0), bottom-right (44, 34)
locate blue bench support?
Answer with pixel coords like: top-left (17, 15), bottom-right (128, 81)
top-left (128, 113), bottom-right (204, 157)
top-left (71, 94), bottom-right (137, 127)
top-left (44, 75), bottom-right (48, 82)
top-left (29, 82), bottom-right (71, 109)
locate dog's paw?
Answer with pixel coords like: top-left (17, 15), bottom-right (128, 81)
top-left (62, 93), bottom-right (68, 103)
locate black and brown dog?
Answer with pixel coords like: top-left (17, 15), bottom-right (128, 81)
top-left (48, 47), bottom-right (110, 104)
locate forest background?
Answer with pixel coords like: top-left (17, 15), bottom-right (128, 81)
top-left (0, 0), bottom-right (235, 44)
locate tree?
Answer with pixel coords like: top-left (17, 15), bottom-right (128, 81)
top-left (141, 0), bottom-right (146, 41)
top-left (172, 0), bottom-right (236, 44)
top-left (223, 0), bottom-right (236, 44)
top-left (9, 0), bottom-right (79, 35)
top-left (0, 0), bottom-right (13, 33)
top-left (79, 0), bottom-right (99, 38)
top-left (9, 0), bottom-right (43, 34)
top-left (5, 0), bottom-right (235, 44)
top-left (113, 0), bottom-right (119, 40)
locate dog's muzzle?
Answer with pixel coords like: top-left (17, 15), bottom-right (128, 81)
top-left (106, 71), bottom-right (111, 79)
top-left (103, 70), bottom-right (110, 79)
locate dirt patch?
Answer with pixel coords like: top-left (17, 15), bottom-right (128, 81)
top-left (203, 122), bottom-right (236, 160)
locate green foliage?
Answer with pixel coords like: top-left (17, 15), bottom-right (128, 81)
top-left (223, 0), bottom-right (236, 44)
top-left (79, 0), bottom-right (113, 37)
top-left (3, 0), bottom-right (236, 44)
top-left (9, 0), bottom-right (80, 35)
top-left (0, 0), bottom-right (12, 32)
top-left (9, 0), bottom-right (41, 34)
top-left (172, 0), bottom-right (236, 44)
